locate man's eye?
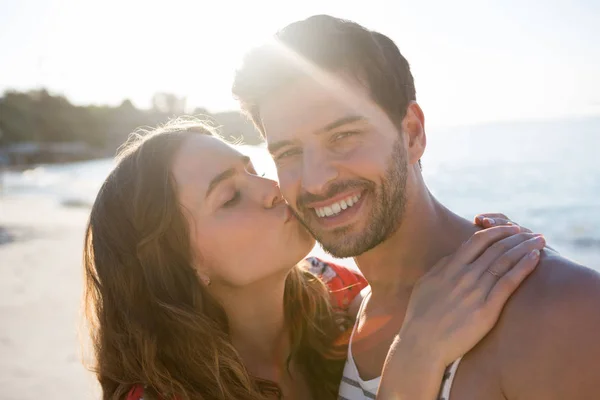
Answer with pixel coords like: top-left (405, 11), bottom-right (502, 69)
top-left (332, 131), bottom-right (358, 142)
top-left (276, 148), bottom-right (302, 160)
top-left (223, 191), bottom-right (241, 208)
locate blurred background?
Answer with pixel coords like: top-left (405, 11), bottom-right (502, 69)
top-left (1, 0), bottom-right (599, 398)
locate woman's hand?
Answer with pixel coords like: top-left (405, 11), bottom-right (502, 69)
top-left (377, 225), bottom-right (545, 400)
top-left (475, 212), bottom-right (557, 252)
top-left (475, 212), bottom-right (531, 232)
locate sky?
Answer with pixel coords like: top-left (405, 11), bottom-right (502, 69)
top-left (1, 0), bottom-right (599, 127)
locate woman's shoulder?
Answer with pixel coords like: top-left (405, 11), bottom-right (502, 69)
top-left (300, 257), bottom-right (368, 310)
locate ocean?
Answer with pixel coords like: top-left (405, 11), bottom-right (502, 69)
top-left (2, 117), bottom-right (599, 270)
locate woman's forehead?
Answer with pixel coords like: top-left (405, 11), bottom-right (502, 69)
top-left (172, 135), bottom-right (243, 187)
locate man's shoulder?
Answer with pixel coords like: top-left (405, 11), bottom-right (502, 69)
top-left (499, 250), bottom-right (600, 326)
top-left (491, 250), bottom-right (600, 397)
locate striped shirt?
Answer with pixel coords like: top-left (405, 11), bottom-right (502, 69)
top-left (337, 288), bottom-right (462, 400)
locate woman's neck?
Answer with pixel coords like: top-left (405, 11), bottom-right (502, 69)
top-left (213, 273), bottom-right (291, 376)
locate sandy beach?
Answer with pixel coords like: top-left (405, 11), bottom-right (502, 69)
top-left (0, 196), bottom-right (99, 400)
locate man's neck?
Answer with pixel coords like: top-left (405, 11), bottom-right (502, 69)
top-left (355, 187), bottom-right (478, 303)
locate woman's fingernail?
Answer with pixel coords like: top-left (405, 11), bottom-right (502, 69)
top-left (484, 217), bottom-right (495, 225)
top-left (530, 249), bottom-right (541, 259)
top-left (531, 236), bottom-right (546, 247)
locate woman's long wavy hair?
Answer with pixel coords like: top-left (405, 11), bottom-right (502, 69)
top-left (83, 118), bottom-right (348, 400)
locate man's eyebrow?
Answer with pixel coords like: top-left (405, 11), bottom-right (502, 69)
top-left (205, 155), bottom-right (251, 199)
top-left (322, 115), bottom-right (365, 132)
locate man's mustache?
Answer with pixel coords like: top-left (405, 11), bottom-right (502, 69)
top-left (296, 179), bottom-right (374, 210)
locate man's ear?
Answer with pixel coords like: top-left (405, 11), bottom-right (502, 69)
top-left (402, 101), bottom-right (426, 166)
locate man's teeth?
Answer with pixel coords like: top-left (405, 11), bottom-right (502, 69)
top-left (314, 194), bottom-right (361, 218)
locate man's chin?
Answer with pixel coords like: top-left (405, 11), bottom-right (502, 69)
top-left (320, 242), bottom-right (363, 258)
top-left (314, 232), bottom-right (365, 258)
top-left (295, 213), bottom-right (371, 257)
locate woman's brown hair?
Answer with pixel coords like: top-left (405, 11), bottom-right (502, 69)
top-left (83, 118), bottom-right (347, 399)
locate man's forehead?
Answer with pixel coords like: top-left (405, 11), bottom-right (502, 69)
top-left (261, 76), bottom-right (378, 142)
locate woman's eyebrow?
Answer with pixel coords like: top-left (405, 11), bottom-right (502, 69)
top-left (205, 155), bottom-right (251, 199)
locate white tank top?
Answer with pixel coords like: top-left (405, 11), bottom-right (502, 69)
top-left (338, 288), bottom-right (462, 400)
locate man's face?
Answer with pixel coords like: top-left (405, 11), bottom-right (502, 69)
top-left (259, 75), bottom-right (411, 258)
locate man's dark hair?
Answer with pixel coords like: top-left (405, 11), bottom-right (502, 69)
top-left (233, 14), bottom-right (417, 138)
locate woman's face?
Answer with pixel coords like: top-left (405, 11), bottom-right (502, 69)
top-left (171, 134), bottom-right (315, 287)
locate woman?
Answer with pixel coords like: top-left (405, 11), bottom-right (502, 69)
top-left (83, 118), bottom-right (545, 399)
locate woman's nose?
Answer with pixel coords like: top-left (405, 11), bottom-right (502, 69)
top-left (249, 175), bottom-right (285, 208)
top-left (263, 180), bottom-right (285, 209)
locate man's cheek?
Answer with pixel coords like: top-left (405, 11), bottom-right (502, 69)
top-left (347, 154), bottom-right (386, 176)
top-left (278, 171), bottom-right (299, 201)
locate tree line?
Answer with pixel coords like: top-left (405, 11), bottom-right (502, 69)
top-left (0, 89), bottom-right (262, 165)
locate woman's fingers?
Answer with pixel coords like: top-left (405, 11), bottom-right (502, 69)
top-left (450, 225), bottom-right (521, 271)
top-left (474, 213), bottom-right (509, 225)
top-left (483, 218), bottom-right (532, 233)
top-left (475, 235), bottom-right (545, 292)
top-left (474, 213), bottom-right (533, 233)
top-left (484, 249), bottom-right (541, 314)
top-left (472, 233), bottom-right (545, 276)
top-left (481, 217), bottom-right (515, 228)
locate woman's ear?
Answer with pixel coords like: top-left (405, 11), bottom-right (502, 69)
top-left (198, 271), bottom-right (211, 287)
top-left (191, 249), bottom-right (212, 287)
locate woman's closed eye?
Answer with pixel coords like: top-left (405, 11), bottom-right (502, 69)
top-left (246, 166), bottom-right (266, 177)
top-left (223, 191), bottom-right (241, 208)
top-left (245, 163), bottom-right (259, 176)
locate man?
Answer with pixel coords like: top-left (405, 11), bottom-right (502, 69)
top-left (233, 15), bottom-right (600, 399)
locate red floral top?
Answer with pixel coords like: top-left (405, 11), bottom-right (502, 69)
top-left (126, 258), bottom-right (366, 400)
top-left (300, 257), bottom-right (368, 310)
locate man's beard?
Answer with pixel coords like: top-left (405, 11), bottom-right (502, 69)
top-left (292, 139), bottom-right (408, 258)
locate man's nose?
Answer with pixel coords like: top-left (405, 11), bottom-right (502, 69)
top-left (301, 148), bottom-right (339, 196)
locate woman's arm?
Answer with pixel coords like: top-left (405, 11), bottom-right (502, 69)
top-left (378, 338), bottom-right (446, 400)
top-left (377, 225), bottom-right (545, 399)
